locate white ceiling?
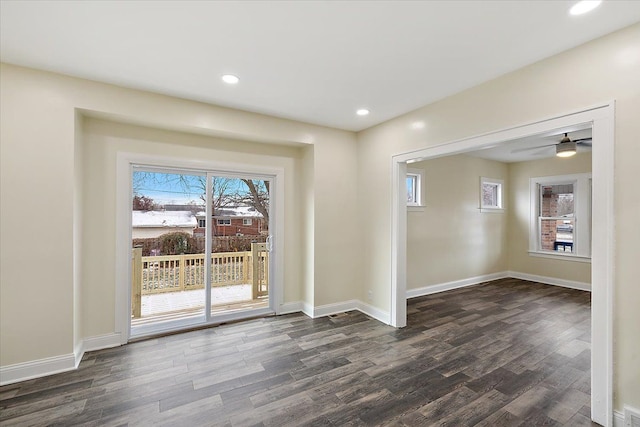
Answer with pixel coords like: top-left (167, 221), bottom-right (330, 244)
top-left (2, 1), bottom-right (640, 132)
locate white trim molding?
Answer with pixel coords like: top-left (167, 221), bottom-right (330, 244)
top-left (621, 406), bottom-right (640, 427)
top-left (357, 301), bottom-right (391, 324)
top-left (279, 301), bottom-right (304, 315)
top-left (83, 333), bottom-right (122, 353)
top-left (0, 353), bottom-right (78, 386)
top-left (406, 272), bottom-right (509, 299)
top-left (313, 300), bottom-right (360, 318)
top-left (507, 271), bottom-right (591, 292)
top-left (282, 299), bottom-right (391, 325)
top-left (0, 333), bottom-right (123, 386)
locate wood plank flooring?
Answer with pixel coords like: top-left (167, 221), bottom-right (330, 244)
top-left (0, 278), bottom-right (596, 426)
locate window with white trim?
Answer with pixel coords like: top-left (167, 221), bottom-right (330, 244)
top-left (217, 218), bottom-right (230, 226)
top-left (407, 168), bottom-right (424, 207)
top-left (529, 173), bottom-right (591, 259)
top-left (480, 177), bottom-right (504, 212)
top-left (243, 218), bottom-right (252, 226)
top-left (198, 219), bottom-right (206, 227)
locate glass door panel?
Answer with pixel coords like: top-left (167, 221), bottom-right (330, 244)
top-left (131, 169), bottom-right (206, 329)
top-left (209, 176), bottom-right (270, 315)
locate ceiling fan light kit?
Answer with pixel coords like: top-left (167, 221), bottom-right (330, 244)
top-left (556, 140), bottom-right (577, 157)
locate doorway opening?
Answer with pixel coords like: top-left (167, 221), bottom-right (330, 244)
top-left (391, 103), bottom-right (614, 425)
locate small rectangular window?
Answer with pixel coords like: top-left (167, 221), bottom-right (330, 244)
top-left (480, 177), bottom-right (504, 211)
top-left (243, 218), bottom-right (252, 226)
top-left (406, 168), bottom-right (424, 207)
top-left (407, 175), bottom-right (418, 205)
top-left (198, 219), bottom-right (206, 227)
top-left (217, 219), bottom-right (230, 226)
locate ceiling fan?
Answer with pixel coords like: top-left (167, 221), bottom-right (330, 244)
top-left (511, 133), bottom-right (592, 157)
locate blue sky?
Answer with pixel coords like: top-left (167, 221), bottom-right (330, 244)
top-left (133, 171), bottom-right (248, 206)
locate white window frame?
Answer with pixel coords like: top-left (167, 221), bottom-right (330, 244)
top-left (243, 218), bottom-right (252, 226)
top-left (217, 218), bottom-right (231, 226)
top-left (406, 168), bottom-right (425, 210)
top-left (198, 219), bottom-right (206, 227)
top-left (480, 177), bottom-right (504, 213)
top-left (529, 173), bottom-right (591, 261)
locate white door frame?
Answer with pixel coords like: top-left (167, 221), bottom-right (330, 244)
top-left (391, 102), bottom-right (614, 426)
top-left (115, 152), bottom-right (285, 340)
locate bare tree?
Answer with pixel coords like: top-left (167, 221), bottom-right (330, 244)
top-left (132, 195), bottom-right (157, 211)
top-left (236, 179), bottom-right (269, 222)
top-left (205, 177), bottom-right (235, 215)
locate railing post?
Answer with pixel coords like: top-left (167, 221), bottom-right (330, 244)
top-left (251, 243), bottom-right (259, 300)
top-left (178, 254), bottom-right (186, 291)
top-left (243, 251), bottom-right (249, 284)
top-left (131, 246), bottom-right (142, 319)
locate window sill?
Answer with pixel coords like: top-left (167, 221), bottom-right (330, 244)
top-left (408, 205), bottom-right (425, 212)
top-left (528, 251), bottom-right (591, 263)
top-left (480, 207), bottom-right (504, 214)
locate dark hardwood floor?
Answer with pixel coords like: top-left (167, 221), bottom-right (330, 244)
top-left (0, 278), bottom-right (596, 426)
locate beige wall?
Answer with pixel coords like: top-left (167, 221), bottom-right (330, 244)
top-left (0, 63), bottom-right (359, 367)
top-left (407, 155), bottom-right (508, 289)
top-left (508, 153), bottom-right (592, 284)
top-left (357, 24), bottom-right (640, 409)
top-left (407, 152), bottom-right (591, 291)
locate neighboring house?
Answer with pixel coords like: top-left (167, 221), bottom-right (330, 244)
top-left (131, 210), bottom-right (197, 239)
top-left (194, 206), bottom-right (265, 237)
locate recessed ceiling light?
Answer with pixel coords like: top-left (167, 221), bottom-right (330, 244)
top-left (222, 74), bottom-right (239, 84)
top-left (569, 0), bottom-right (602, 16)
top-left (356, 109), bottom-right (370, 116)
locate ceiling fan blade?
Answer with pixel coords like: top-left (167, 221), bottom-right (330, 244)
top-left (511, 143), bottom-right (556, 154)
top-left (577, 140), bottom-right (592, 147)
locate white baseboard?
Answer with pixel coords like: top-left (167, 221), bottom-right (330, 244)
top-left (313, 300), bottom-right (360, 318)
top-left (308, 299), bottom-right (391, 324)
top-left (406, 272), bottom-right (509, 299)
top-left (282, 298), bottom-right (391, 325)
top-left (356, 301), bottom-right (391, 324)
top-left (507, 271), bottom-right (591, 292)
top-left (279, 301), bottom-right (303, 315)
top-left (280, 300), bottom-right (315, 318)
top-left (0, 352), bottom-right (78, 386)
top-left (619, 405), bottom-right (640, 427)
top-left (83, 333), bottom-right (122, 353)
top-left (1, 333), bottom-right (122, 386)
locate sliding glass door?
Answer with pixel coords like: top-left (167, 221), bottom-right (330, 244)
top-left (130, 166), bottom-right (273, 337)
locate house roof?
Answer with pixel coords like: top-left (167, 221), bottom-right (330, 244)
top-left (215, 207), bottom-right (264, 218)
top-left (195, 206), bottom-right (264, 218)
top-left (132, 210), bottom-right (197, 228)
